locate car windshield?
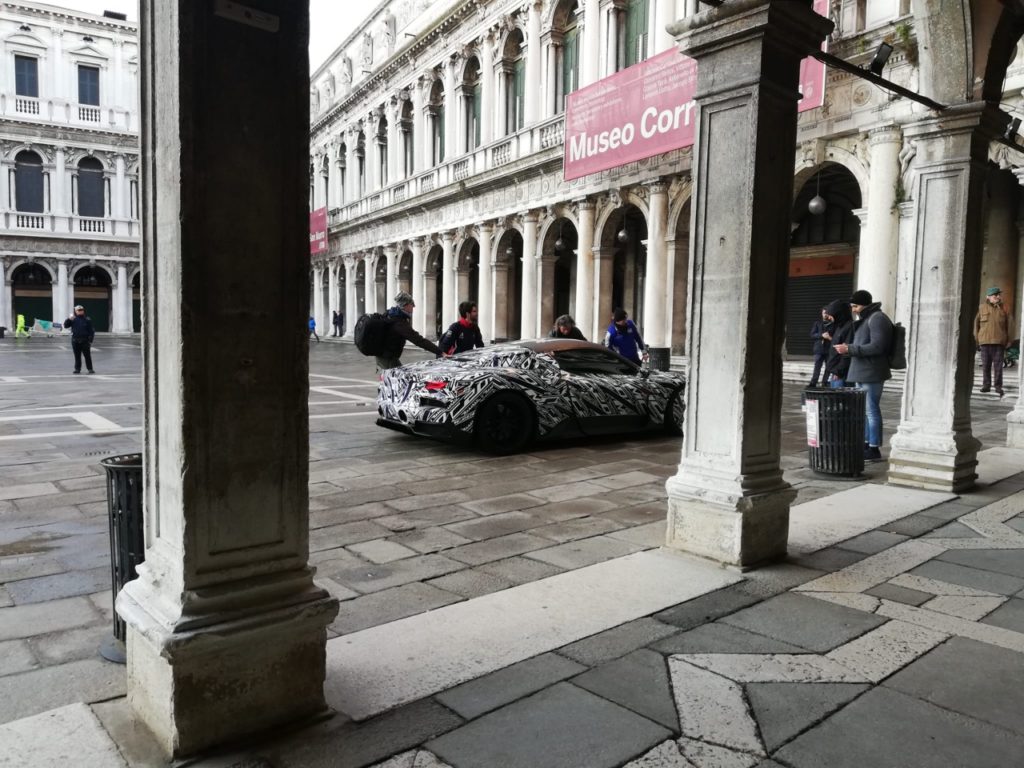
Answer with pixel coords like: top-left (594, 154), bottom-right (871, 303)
top-left (552, 348), bottom-right (638, 376)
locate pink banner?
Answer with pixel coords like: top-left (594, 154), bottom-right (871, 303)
top-left (564, 0), bottom-right (829, 181)
top-left (310, 207), bottom-right (327, 255)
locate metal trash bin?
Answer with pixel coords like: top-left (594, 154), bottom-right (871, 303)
top-left (100, 453), bottom-right (144, 663)
top-left (805, 387), bottom-right (865, 477)
top-left (646, 347), bottom-right (671, 371)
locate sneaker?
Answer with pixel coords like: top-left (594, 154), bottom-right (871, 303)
top-left (980, 387), bottom-right (990, 393)
top-left (864, 446), bottom-right (882, 461)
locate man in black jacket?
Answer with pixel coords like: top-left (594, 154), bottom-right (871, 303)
top-left (549, 314), bottom-right (587, 340)
top-left (821, 299), bottom-right (853, 387)
top-left (63, 305), bottom-right (96, 374)
top-left (808, 307), bottom-right (831, 387)
top-left (440, 301), bottom-right (485, 354)
top-left (377, 291), bottom-right (443, 371)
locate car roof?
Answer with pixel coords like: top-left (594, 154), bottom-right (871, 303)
top-left (517, 339), bottom-right (611, 354)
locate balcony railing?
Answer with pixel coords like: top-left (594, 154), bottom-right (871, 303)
top-left (2, 211), bottom-right (138, 238)
top-left (15, 96), bottom-right (39, 115)
top-left (15, 214), bottom-right (45, 229)
top-left (78, 105), bottom-right (101, 123)
top-left (2, 94), bottom-right (134, 131)
top-left (78, 216), bottom-right (106, 233)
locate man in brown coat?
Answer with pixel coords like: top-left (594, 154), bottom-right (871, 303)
top-left (975, 286), bottom-right (1010, 396)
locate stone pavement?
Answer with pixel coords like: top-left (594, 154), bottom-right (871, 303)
top-left (1, 335), bottom-right (1024, 766)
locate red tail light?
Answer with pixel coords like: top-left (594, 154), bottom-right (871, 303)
top-left (424, 380), bottom-right (447, 391)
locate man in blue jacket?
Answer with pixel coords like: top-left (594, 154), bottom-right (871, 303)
top-left (605, 308), bottom-right (647, 365)
top-left (63, 305), bottom-right (95, 374)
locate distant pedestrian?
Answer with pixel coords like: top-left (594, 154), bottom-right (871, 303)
top-left (377, 291), bottom-right (444, 371)
top-left (63, 305), bottom-right (95, 374)
top-left (339, 310), bottom-right (345, 337)
top-left (821, 300), bottom-right (853, 388)
top-left (833, 290), bottom-right (893, 462)
top-left (308, 316), bottom-right (320, 342)
top-left (332, 309), bottom-right (341, 337)
top-left (549, 314), bottom-right (586, 340)
top-left (974, 286), bottom-right (1009, 396)
top-left (440, 301), bottom-right (485, 355)
top-left (808, 307), bottom-right (831, 387)
top-left (605, 308), bottom-right (647, 365)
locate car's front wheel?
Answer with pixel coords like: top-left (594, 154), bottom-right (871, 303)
top-left (475, 391), bottom-right (536, 454)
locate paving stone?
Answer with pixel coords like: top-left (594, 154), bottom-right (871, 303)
top-left (529, 497), bottom-right (622, 522)
top-left (1006, 515), bottom-right (1024, 533)
top-left (607, 521), bottom-right (666, 548)
top-left (651, 622), bottom-right (808, 656)
top-left (331, 582), bottom-right (462, 635)
top-left (314, 577), bottom-right (360, 602)
top-left (476, 556), bottom-right (565, 585)
top-left (527, 481), bottom-right (610, 504)
top-left (0, 639), bottom-right (37, 676)
top-left (390, 528), bottom-right (474, 554)
top-left (0, 585), bottom-right (9, 608)
top-left (328, 554), bottom-right (465, 594)
top-left (916, 500), bottom-right (977, 522)
top-left (426, 569), bottom-right (514, 599)
top-left (443, 511), bottom-right (544, 541)
top-left (27, 625), bottom-right (109, 666)
top-left (937, 548), bottom-right (1024, 580)
top-left (0, 483), bottom-right (59, 502)
top-left (596, 502), bottom-right (666, 527)
top-left (310, 521), bottom-right (394, 552)
top-left (591, 472), bottom-right (665, 490)
top-left (526, 535), bottom-right (646, 570)
top-left (864, 582), bottom-right (934, 607)
top-left (572, 649), bottom-right (679, 730)
top-left (347, 539), bottom-right (418, 564)
top-left (980, 596), bottom-right (1024, 632)
top-left (531, 516), bottom-right (625, 543)
top-left (790, 548), bottom-right (867, 572)
top-left (739, 563), bottom-right (827, 598)
top-left (0, 658), bottom-right (125, 724)
top-left (460, 494), bottom-right (548, 516)
top-left (435, 653), bottom-right (586, 720)
top-left (0, 596), bottom-right (101, 641)
top-left (0, 703), bottom-right (128, 768)
top-left (375, 507), bottom-right (479, 532)
top-left (558, 618), bottom-right (680, 666)
top-left (922, 521), bottom-right (980, 538)
top-left (385, 491), bottom-right (473, 512)
top-left (835, 530), bottom-right (909, 555)
top-left (427, 682), bottom-right (671, 768)
top-left (775, 686), bottom-right (1024, 768)
top-left (445, 533), bottom-right (553, 566)
top-left (720, 593), bottom-right (886, 653)
top-left (910, 560), bottom-right (1024, 596)
top-left (5, 565), bottom-right (111, 605)
top-left (747, 682), bottom-right (869, 752)
top-left (622, 740), bottom-right (691, 768)
top-left (368, 749), bottom-right (453, 768)
top-left (654, 584), bottom-right (763, 630)
top-left (309, 502), bottom-right (398, 528)
top-left (878, 512), bottom-right (948, 537)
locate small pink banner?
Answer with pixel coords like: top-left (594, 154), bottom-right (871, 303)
top-left (310, 207), bottom-right (327, 255)
top-left (564, 0), bottom-right (829, 181)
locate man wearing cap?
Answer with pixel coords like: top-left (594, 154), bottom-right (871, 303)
top-left (833, 289), bottom-right (893, 462)
top-left (975, 286), bottom-right (1010, 396)
top-left (377, 291), bottom-right (444, 370)
top-left (63, 305), bottom-right (96, 374)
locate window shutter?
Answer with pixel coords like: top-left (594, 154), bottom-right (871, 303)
top-left (563, 28), bottom-right (579, 103)
top-left (15, 56), bottom-right (39, 98)
top-left (514, 59), bottom-right (526, 130)
top-left (472, 83), bottom-right (482, 148)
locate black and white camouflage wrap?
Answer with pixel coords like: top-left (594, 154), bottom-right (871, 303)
top-left (376, 340), bottom-right (685, 447)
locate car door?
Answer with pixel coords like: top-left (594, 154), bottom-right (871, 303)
top-left (551, 348), bottom-right (651, 435)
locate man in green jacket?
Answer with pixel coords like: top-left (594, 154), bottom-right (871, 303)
top-left (975, 286), bottom-right (1010, 396)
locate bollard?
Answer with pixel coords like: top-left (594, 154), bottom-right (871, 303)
top-left (99, 453), bottom-right (144, 664)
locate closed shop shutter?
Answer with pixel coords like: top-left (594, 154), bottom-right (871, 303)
top-left (786, 273), bottom-right (854, 356)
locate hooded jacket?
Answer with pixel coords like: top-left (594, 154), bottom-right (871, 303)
top-left (846, 302), bottom-right (893, 384)
top-left (382, 306), bottom-right (442, 359)
top-left (822, 300), bottom-right (853, 382)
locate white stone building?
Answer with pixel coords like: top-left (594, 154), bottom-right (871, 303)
top-left (0, 1), bottom-right (139, 334)
top-left (310, 0), bottom-right (1024, 358)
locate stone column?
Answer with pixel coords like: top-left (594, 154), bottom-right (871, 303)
top-left (442, 232), bottom-right (456, 324)
top-left (364, 253), bottom-right (378, 313)
top-left (524, 2), bottom-right (542, 125)
top-left (665, 1), bottom-right (831, 567)
top-left (387, 101), bottom-right (401, 186)
top-left (540, 254), bottom-right (557, 333)
top-left (655, 0), bottom-right (677, 54)
top-left (544, 39), bottom-right (557, 119)
top-left (593, 245), bottom-right (613, 341)
top-left (1009, 180), bottom-right (1024, 447)
top-left (53, 146), bottom-right (67, 218)
top-left (858, 125), bottom-right (902, 312)
top-left (346, 136), bottom-right (358, 202)
top-left (313, 266), bottom-right (324, 331)
top-left (117, 1), bottom-right (337, 757)
top-left (368, 110), bottom-right (382, 193)
top-left (444, 58), bottom-right (458, 160)
top-left (575, 200), bottom-right (596, 340)
top-left (520, 212), bottom-right (539, 338)
top-left (413, 78), bottom-right (427, 173)
top-left (0, 258), bottom-right (8, 329)
top-left (112, 264), bottom-right (130, 332)
top-left (887, 104), bottom-right (1008, 492)
top-left (478, 222), bottom-right (494, 341)
top-left (480, 33), bottom-right (495, 146)
top-left (384, 245), bottom-right (398, 306)
top-left (327, 263), bottom-right (338, 333)
top-left (642, 180), bottom-right (669, 347)
top-left (411, 238), bottom-right (427, 335)
top-left (582, 0), bottom-right (601, 86)
top-left (344, 258), bottom-right (357, 338)
top-left (606, 4), bottom-right (619, 76)
top-left (115, 154), bottom-right (128, 220)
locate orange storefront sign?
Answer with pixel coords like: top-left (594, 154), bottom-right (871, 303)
top-left (789, 253), bottom-right (854, 278)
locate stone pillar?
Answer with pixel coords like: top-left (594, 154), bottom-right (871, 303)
top-left (655, 0), bottom-right (677, 54)
top-left (115, 154), bottom-right (128, 220)
top-left (606, 5), bottom-right (619, 76)
top-left (493, 257), bottom-right (509, 340)
top-left (593, 246), bottom-right (613, 341)
top-left (980, 169), bottom-right (1019, 326)
top-left (387, 101), bottom-right (401, 186)
top-left (642, 180), bottom-right (669, 347)
top-left (524, 2), bottom-right (542, 125)
top-left (344, 258), bottom-right (357, 338)
top-left (346, 136), bottom-right (358, 203)
top-left (444, 58), bottom-right (459, 161)
top-left (540, 254), bottom-right (557, 333)
top-left (327, 263), bottom-right (338, 334)
top-left (423, 246), bottom-right (439, 340)
top-left (112, 264), bottom-right (130, 332)
top-left (544, 39), bottom-right (557, 119)
top-left (887, 104), bottom-right (1008, 492)
top-left (384, 245), bottom-right (398, 306)
top-left (411, 238), bottom-right (427, 335)
top-left (368, 110), bottom-right (382, 193)
top-left (0, 258), bottom-right (8, 329)
top-left (441, 232), bottom-right (456, 325)
top-left (364, 253), bottom-right (378, 313)
top-left (664, 1), bottom-right (831, 567)
top-left (520, 212), bottom-right (539, 338)
top-left (478, 222), bottom-right (494, 341)
top-left (312, 266), bottom-right (324, 332)
top-left (575, 200), bottom-right (596, 340)
top-left (480, 33), bottom-right (495, 146)
top-left (582, 0), bottom-right (601, 86)
top-left (117, 1), bottom-right (337, 757)
top-left (1009, 185), bottom-right (1024, 446)
top-left (858, 125), bottom-right (902, 313)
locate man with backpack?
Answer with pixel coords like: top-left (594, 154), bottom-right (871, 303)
top-left (833, 289), bottom-right (893, 462)
top-left (439, 301), bottom-right (485, 355)
top-left (373, 291), bottom-right (443, 370)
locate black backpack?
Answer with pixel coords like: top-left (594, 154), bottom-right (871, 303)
top-left (353, 313), bottom-right (392, 356)
top-left (889, 322), bottom-right (907, 370)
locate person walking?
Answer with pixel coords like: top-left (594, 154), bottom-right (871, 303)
top-left (833, 290), bottom-right (893, 462)
top-left (974, 286), bottom-right (1010, 396)
top-left (821, 299), bottom-right (854, 388)
top-left (439, 301), bottom-right (485, 355)
top-left (63, 305), bottom-right (96, 374)
top-left (549, 314), bottom-right (587, 340)
top-left (605, 309), bottom-right (647, 365)
top-left (809, 307), bottom-right (831, 387)
top-left (308, 316), bottom-right (320, 342)
top-left (377, 291), bottom-right (444, 371)
top-left (14, 314), bottom-right (30, 339)
top-left (332, 309), bottom-right (340, 337)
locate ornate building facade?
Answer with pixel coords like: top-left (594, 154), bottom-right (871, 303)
top-left (0, 1), bottom-right (139, 334)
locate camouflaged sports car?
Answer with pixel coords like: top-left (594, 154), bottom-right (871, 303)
top-left (376, 339), bottom-right (685, 453)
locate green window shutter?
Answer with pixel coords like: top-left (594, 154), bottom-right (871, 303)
top-left (514, 59), bottom-right (526, 130)
top-left (473, 84), bottom-right (482, 148)
top-left (625, 0), bottom-right (649, 68)
top-left (563, 27), bottom-right (579, 104)
top-left (438, 106), bottom-right (445, 162)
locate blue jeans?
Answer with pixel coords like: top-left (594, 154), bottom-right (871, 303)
top-left (829, 378), bottom-right (845, 389)
top-left (857, 381), bottom-right (884, 447)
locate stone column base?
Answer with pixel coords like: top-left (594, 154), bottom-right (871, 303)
top-left (118, 582), bottom-right (339, 758)
top-left (887, 430), bottom-right (981, 493)
top-left (666, 480), bottom-right (795, 568)
top-left (1007, 409), bottom-right (1024, 449)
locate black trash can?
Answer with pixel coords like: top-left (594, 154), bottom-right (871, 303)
top-left (100, 453), bottom-right (144, 663)
top-left (805, 387), bottom-right (865, 477)
top-left (646, 347), bottom-right (671, 371)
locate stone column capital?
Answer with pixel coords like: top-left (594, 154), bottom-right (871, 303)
top-left (575, 197), bottom-right (596, 211)
top-left (645, 178), bottom-right (670, 196)
top-left (852, 206), bottom-right (869, 227)
top-left (521, 210), bottom-right (540, 224)
top-left (382, 244), bottom-right (399, 257)
top-left (869, 123), bottom-right (903, 146)
top-left (441, 230), bottom-right (456, 243)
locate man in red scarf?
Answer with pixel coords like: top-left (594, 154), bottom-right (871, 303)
top-left (440, 301), bottom-right (485, 355)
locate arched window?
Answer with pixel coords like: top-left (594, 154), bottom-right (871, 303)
top-left (503, 30), bottom-right (526, 135)
top-left (356, 130), bottom-right (366, 197)
top-left (77, 157), bottom-right (105, 217)
top-left (14, 150), bottom-right (44, 213)
top-left (400, 98), bottom-right (414, 177)
top-left (554, 1), bottom-right (580, 113)
top-left (624, 0), bottom-right (649, 69)
top-left (462, 57), bottom-right (482, 151)
top-left (377, 114), bottom-right (389, 186)
top-left (428, 79), bottom-right (445, 165)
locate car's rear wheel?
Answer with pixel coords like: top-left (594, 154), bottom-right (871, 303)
top-left (475, 392), bottom-right (536, 454)
top-left (664, 387), bottom-right (685, 436)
